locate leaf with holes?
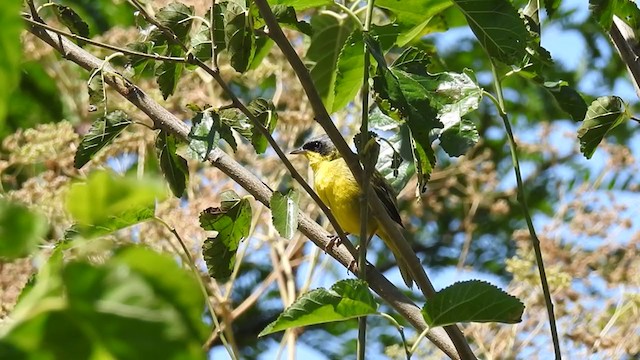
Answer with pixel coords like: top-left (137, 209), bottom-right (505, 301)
top-left (259, 279), bottom-right (378, 336)
top-left (74, 110), bottom-right (132, 169)
top-left (578, 96), bottom-right (630, 159)
top-left (422, 280), bottom-right (525, 327)
top-left (200, 192), bottom-right (252, 280)
top-left (87, 72), bottom-right (105, 112)
top-left (53, 4), bottom-right (89, 44)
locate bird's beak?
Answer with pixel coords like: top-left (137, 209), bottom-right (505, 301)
top-left (290, 148), bottom-right (306, 155)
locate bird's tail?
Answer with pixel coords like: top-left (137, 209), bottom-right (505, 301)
top-left (379, 229), bottom-right (415, 288)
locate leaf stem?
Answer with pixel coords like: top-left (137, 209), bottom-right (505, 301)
top-left (378, 312), bottom-right (410, 359)
top-left (488, 60), bottom-right (562, 359)
top-left (334, 2), bottom-right (363, 29)
top-left (153, 216), bottom-right (238, 360)
top-left (357, 0), bottom-right (376, 357)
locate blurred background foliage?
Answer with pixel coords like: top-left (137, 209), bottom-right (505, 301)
top-left (1, 0), bottom-right (639, 359)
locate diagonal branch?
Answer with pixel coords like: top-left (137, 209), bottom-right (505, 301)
top-left (23, 13), bottom-right (462, 360)
top-left (252, 1), bottom-right (475, 358)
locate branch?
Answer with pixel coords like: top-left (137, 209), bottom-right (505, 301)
top-left (23, 14), bottom-right (462, 360)
top-left (610, 16), bottom-right (640, 99)
top-left (252, 1), bottom-right (475, 358)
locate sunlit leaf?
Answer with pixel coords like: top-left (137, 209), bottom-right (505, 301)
top-left (259, 279), bottom-right (378, 336)
top-left (422, 280), bottom-right (525, 327)
top-left (306, 14), bottom-right (355, 111)
top-left (333, 29), bottom-right (364, 112)
top-left (272, 5), bottom-right (312, 35)
top-left (87, 72), bottom-right (105, 111)
top-left (156, 2), bottom-right (194, 42)
top-left (270, 189), bottom-right (299, 239)
top-left (156, 131), bottom-right (189, 197)
top-left (0, 0), bottom-right (23, 129)
top-left (190, 4), bottom-right (226, 62)
top-left (187, 109), bottom-right (223, 160)
top-left (376, 0), bottom-right (452, 45)
top-left (578, 96), bottom-right (630, 159)
top-left (0, 200), bottom-right (47, 259)
top-left (74, 110), bottom-right (132, 169)
top-left (267, 0), bottom-right (332, 10)
top-left (65, 171), bottom-right (166, 237)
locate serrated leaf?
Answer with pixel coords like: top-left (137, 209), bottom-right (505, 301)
top-left (259, 279), bottom-right (378, 336)
top-left (74, 110), bottom-right (132, 169)
top-left (578, 96), bottom-right (630, 159)
top-left (126, 41), bottom-right (155, 77)
top-left (270, 190), bottom-right (299, 239)
top-left (0, 199), bottom-right (47, 259)
top-left (200, 194), bottom-right (252, 280)
top-left (543, 81), bottom-right (587, 121)
top-left (53, 4), bottom-right (89, 43)
top-left (439, 119), bottom-right (479, 157)
top-left (66, 171), bottom-right (166, 237)
top-left (220, 108), bottom-right (252, 138)
top-left (156, 2), bottom-right (194, 42)
top-left (247, 98), bottom-right (278, 154)
top-left (333, 29), bottom-right (364, 112)
top-left (266, 0), bottom-right (332, 10)
top-left (225, 1), bottom-right (255, 72)
top-left (272, 5), bottom-right (313, 35)
top-left (422, 280), bottom-right (525, 327)
top-left (452, 0), bottom-right (529, 65)
top-left (156, 131), bottom-right (189, 197)
top-left (306, 14), bottom-right (355, 111)
top-left (187, 110), bottom-right (222, 160)
top-left (156, 48), bottom-right (184, 100)
top-left (190, 4), bottom-right (226, 62)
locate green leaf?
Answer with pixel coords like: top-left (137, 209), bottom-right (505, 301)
top-left (544, 0), bottom-right (561, 17)
top-left (1, 245), bottom-right (208, 359)
top-left (225, 1), bottom-right (256, 73)
top-left (187, 109), bottom-right (226, 160)
top-left (306, 14), bottom-right (355, 111)
top-left (272, 5), bottom-right (313, 35)
top-left (578, 96), bottom-right (630, 159)
top-left (333, 29), bottom-right (364, 112)
top-left (126, 41), bottom-right (155, 77)
top-left (156, 2), bottom-right (194, 42)
top-left (590, 0), bottom-right (640, 30)
top-left (439, 119), bottom-right (479, 157)
top-left (65, 170), bottom-right (166, 237)
top-left (53, 4), bottom-right (90, 41)
top-left (422, 280), bottom-right (525, 327)
top-left (259, 279), bottom-right (378, 336)
top-left (190, 4), bottom-right (226, 62)
top-left (376, 0), bottom-right (453, 45)
top-left (156, 131), bottom-right (189, 197)
top-left (87, 72), bottom-right (105, 111)
top-left (74, 110), bottom-right (132, 169)
top-left (267, 0), bottom-right (332, 10)
top-left (270, 190), bottom-right (300, 239)
top-left (200, 192), bottom-right (252, 280)
top-left (0, 200), bottom-right (47, 259)
top-left (0, 0), bottom-right (23, 129)
top-left (542, 81), bottom-right (588, 121)
top-left (452, 0), bottom-right (529, 65)
top-left (247, 98), bottom-right (278, 154)
top-left (156, 47), bottom-right (184, 100)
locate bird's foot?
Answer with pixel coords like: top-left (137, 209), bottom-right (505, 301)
top-left (325, 233), bottom-right (344, 253)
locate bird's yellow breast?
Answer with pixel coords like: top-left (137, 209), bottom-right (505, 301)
top-left (311, 157), bottom-right (377, 236)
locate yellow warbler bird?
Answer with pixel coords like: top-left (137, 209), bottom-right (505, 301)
top-left (291, 135), bottom-right (414, 287)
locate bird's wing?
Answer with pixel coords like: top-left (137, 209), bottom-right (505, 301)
top-left (373, 171), bottom-right (404, 228)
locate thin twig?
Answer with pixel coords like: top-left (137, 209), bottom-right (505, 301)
top-left (486, 62), bottom-right (562, 359)
top-left (23, 17), bottom-right (462, 359)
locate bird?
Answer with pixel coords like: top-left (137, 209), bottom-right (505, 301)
top-left (291, 134), bottom-right (414, 287)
